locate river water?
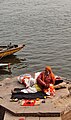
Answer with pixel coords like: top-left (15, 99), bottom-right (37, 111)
top-left (0, 0), bottom-right (71, 80)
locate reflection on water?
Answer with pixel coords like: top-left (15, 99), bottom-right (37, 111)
top-left (0, 55), bottom-right (23, 64)
top-left (0, 0), bottom-right (71, 80)
top-left (0, 69), bottom-right (12, 75)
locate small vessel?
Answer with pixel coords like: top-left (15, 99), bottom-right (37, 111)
top-left (0, 43), bottom-right (25, 59)
top-left (0, 63), bottom-right (11, 73)
top-left (0, 63), bottom-right (10, 69)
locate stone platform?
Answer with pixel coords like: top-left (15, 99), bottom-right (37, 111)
top-left (0, 77), bottom-right (71, 120)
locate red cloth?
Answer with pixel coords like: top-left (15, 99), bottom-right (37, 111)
top-left (21, 100), bottom-right (36, 106)
top-left (36, 66), bottom-right (56, 92)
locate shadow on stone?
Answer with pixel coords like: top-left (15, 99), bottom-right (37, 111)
top-left (0, 105), bottom-right (5, 120)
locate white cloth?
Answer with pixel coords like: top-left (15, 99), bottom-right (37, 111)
top-left (17, 72), bottom-right (41, 93)
top-left (21, 86), bottom-right (37, 93)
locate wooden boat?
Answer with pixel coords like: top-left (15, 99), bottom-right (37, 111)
top-left (0, 43), bottom-right (25, 59)
top-left (0, 64), bottom-right (12, 74)
top-left (0, 63), bottom-right (10, 69)
top-left (0, 63), bottom-right (11, 73)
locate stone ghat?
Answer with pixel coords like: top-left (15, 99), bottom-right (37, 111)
top-left (0, 77), bottom-right (71, 120)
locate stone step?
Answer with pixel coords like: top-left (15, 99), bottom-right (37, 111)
top-left (4, 111), bottom-right (61, 120)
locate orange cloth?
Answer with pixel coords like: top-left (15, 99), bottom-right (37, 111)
top-left (45, 66), bottom-right (52, 72)
top-left (45, 66), bottom-right (56, 84)
top-left (37, 66), bottom-right (56, 93)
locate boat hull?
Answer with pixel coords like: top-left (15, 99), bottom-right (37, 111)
top-left (0, 44), bottom-right (25, 59)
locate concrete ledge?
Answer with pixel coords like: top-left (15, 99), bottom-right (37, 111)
top-left (61, 104), bottom-right (71, 120)
top-left (61, 110), bottom-right (71, 120)
top-left (1, 104), bottom-right (61, 117)
top-left (4, 111), bottom-right (61, 120)
top-left (0, 77), bottom-right (71, 119)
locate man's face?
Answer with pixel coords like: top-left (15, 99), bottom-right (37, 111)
top-left (45, 70), bottom-right (49, 75)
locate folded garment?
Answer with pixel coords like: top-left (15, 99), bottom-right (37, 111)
top-left (11, 91), bottom-right (47, 100)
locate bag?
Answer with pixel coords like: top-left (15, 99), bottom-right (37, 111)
top-left (17, 74), bottom-right (36, 87)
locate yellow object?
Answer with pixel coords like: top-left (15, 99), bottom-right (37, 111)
top-left (36, 98), bottom-right (40, 101)
top-left (34, 84), bottom-right (42, 91)
top-left (44, 96), bottom-right (47, 99)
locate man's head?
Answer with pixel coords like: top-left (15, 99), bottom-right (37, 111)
top-left (45, 66), bottom-right (52, 75)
